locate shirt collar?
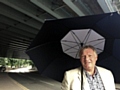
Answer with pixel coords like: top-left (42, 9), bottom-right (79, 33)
top-left (84, 66), bottom-right (98, 78)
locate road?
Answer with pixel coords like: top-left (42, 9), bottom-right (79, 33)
top-left (8, 72), bottom-right (120, 90)
top-left (8, 72), bottom-right (61, 90)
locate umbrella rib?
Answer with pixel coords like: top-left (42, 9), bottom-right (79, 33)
top-left (61, 43), bottom-right (79, 51)
top-left (76, 49), bottom-right (80, 59)
top-left (71, 31), bottom-right (81, 47)
top-left (88, 41), bottom-right (105, 47)
top-left (65, 47), bottom-right (78, 52)
top-left (96, 48), bottom-right (103, 51)
top-left (83, 29), bottom-right (91, 45)
top-left (61, 40), bottom-right (78, 44)
top-left (87, 38), bottom-right (105, 43)
top-left (65, 50), bottom-right (79, 59)
top-left (67, 51), bottom-right (79, 53)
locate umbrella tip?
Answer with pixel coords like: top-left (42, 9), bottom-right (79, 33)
top-left (81, 43), bottom-right (84, 47)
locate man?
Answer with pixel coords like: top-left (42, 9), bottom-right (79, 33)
top-left (61, 45), bottom-right (115, 90)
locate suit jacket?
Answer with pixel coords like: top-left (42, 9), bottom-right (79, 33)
top-left (61, 66), bottom-right (115, 90)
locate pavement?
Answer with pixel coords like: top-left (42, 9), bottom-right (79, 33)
top-left (0, 67), bottom-right (61, 90)
top-left (0, 72), bottom-right (29, 90)
top-left (8, 72), bottom-right (61, 90)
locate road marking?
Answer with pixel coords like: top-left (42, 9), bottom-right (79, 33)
top-left (39, 80), bottom-right (54, 86)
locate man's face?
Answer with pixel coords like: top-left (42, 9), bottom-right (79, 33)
top-left (80, 48), bottom-right (97, 71)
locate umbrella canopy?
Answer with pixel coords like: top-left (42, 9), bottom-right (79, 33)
top-left (61, 29), bottom-right (105, 59)
top-left (26, 12), bottom-right (120, 83)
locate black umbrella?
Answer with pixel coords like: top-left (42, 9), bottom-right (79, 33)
top-left (26, 12), bottom-right (120, 83)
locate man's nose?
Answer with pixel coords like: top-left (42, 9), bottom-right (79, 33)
top-left (85, 56), bottom-right (89, 60)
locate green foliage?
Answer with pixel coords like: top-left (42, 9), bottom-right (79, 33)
top-left (0, 57), bottom-right (34, 68)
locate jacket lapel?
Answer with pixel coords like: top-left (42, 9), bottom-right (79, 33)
top-left (77, 67), bottom-right (90, 90)
top-left (97, 67), bottom-right (108, 90)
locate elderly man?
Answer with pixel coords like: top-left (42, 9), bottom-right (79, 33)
top-left (61, 45), bottom-right (115, 90)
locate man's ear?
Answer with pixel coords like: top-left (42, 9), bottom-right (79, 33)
top-left (94, 52), bottom-right (98, 61)
top-left (96, 54), bottom-right (98, 61)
